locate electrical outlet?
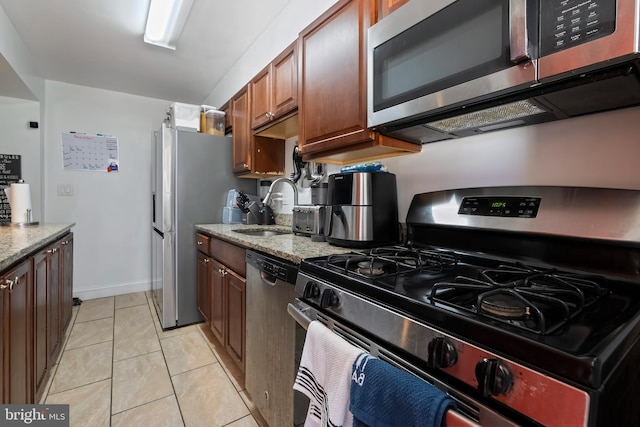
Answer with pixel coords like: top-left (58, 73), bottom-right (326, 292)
top-left (57, 184), bottom-right (73, 196)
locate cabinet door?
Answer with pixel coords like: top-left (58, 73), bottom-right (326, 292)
top-left (1, 259), bottom-right (33, 404)
top-left (272, 42), bottom-right (297, 118)
top-left (232, 86), bottom-right (252, 174)
top-left (46, 242), bottom-right (61, 364)
top-left (225, 269), bottom-right (246, 372)
top-left (196, 252), bottom-right (211, 322)
top-left (33, 250), bottom-right (48, 397)
top-left (210, 259), bottom-right (226, 343)
top-left (250, 66), bottom-right (272, 129)
top-left (298, 0), bottom-right (375, 155)
top-left (60, 234), bottom-right (74, 331)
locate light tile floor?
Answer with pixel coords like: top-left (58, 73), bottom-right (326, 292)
top-left (41, 291), bottom-right (266, 427)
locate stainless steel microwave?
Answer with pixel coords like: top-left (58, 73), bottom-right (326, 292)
top-left (368, 0), bottom-right (640, 143)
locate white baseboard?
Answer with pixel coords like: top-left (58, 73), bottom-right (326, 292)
top-left (73, 280), bottom-right (151, 301)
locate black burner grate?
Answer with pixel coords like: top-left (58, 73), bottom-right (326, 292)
top-left (430, 264), bottom-right (610, 334)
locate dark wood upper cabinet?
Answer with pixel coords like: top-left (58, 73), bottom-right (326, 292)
top-left (251, 41), bottom-right (298, 131)
top-left (299, 0), bottom-right (370, 152)
top-left (231, 84), bottom-right (286, 178)
top-left (231, 86), bottom-right (252, 175)
top-left (378, 0), bottom-right (410, 20)
top-left (297, 0), bottom-right (420, 164)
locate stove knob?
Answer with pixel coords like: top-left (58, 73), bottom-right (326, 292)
top-left (475, 358), bottom-right (514, 397)
top-left (303, 281), bottom-right (320, 299)
top-left (320, 289), bottom-right (339, 309)
top-left (427, 337), bottom-right (458, 369)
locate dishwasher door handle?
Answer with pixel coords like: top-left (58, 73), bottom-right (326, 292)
top-left (259, 271), bottom-right (278, 286)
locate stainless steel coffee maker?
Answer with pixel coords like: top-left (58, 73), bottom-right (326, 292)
top-left (324, 171), bottom-right (400, 247)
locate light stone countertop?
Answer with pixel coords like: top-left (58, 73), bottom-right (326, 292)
top-left (195, 223), bottom-right (354, 264)
top-left (0, 223), bottom-right (75, 271)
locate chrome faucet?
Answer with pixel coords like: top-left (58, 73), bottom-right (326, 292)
top-left (262, 177), bottom-right (299, 207)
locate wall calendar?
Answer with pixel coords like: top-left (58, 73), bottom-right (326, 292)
top-left (61, 132), bottom-right (119, 172)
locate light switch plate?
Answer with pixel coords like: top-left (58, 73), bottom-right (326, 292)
top-left (57, 184), bottom-right (73, 196)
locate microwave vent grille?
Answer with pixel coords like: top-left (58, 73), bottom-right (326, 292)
top-left (426, 100), bottom-right (547, 133)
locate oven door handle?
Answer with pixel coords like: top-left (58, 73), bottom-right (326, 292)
top-left (509, 0), bottom-right (530, 63)
top-left (287, 301), bottom-right (315, 330)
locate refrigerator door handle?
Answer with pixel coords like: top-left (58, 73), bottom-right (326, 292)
top-left (152, 192), bottom-right (156, 224)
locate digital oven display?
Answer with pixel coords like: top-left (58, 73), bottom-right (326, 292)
top-left (458, 196), bottom-right (541, 218)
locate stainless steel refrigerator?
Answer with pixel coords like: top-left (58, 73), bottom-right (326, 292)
top-left (151, 123), bottom-right (253, 329)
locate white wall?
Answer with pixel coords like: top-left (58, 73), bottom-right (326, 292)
top-left (0, 5), bottom-right (44, 101)
top-left (383, 106), bottom-right (640, 220)
top-left (0, 97), bottom-right (41, 219)
top-left (43, 81), bottom-right (169, 299)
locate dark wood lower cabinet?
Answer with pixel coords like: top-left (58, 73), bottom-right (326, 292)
top-left (196, 252), bottom-right (211, 322)
top-left (225, 270), bottom-right (246, 370)
top-left (1, 259), bottom-right (34, 404)
top-left (33, 249), bottom-right (49, 397)
top-left (1, 232), bottom-right (73, 404)
top-left (46, 241), bottom-right (62, 364)
top-left (60, 234), bottom-right (74, 330)
top-left (210, 258), bottom-right (225, 344)
top-left (196, 233), bottom-right (246, 374)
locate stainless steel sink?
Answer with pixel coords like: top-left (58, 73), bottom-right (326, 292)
top-left (232, 228), bottom-right (292, 237)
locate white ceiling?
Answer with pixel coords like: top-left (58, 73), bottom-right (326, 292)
top-left (0, 0), bottom-right (294, 104)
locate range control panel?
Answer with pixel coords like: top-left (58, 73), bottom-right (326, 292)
top-left (458, 197), bottom-right (541, 218)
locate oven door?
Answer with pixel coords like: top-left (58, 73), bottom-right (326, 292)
top-left (287, 300), bottom-right (517, 427)
top-left (367, 0), bottom-right (538, 129)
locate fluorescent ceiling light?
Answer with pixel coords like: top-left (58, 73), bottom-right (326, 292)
top-left (144, 0), bottom-right (194, 49)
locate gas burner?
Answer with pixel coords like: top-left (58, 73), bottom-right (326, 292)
top-left (429, 265), bottom-right (610, 335)
top-left (479, 294), bottom-right (530, 319)
top-left (357, 260), bottom-right (386, 276)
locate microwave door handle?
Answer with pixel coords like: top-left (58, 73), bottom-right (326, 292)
top-left (509, 0), bottom-right (530, 63)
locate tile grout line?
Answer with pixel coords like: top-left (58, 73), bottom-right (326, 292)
top-left (145, 291), bottom-right (188, 427)
top-left (110, 298), bottom-right (115, 427)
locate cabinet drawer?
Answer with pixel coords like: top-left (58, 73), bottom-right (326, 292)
top-left (210, 237), bottom-right (246, 277)
top-left (196, 233), bottom-right (212, 256)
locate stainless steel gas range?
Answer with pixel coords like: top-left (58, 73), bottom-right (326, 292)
top-left (288, 186), bottom-right (640, 427)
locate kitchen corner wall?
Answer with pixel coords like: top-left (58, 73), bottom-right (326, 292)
top-left (44, 81), bottom-right (169, 300)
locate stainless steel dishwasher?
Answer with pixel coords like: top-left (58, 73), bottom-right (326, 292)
top-left (245, 249), bottom-right (300, 427)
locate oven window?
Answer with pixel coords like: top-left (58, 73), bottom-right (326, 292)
top-left (373, 0), bottom-right (511, 112)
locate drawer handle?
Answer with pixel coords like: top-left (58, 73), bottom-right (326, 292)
top-left (203, 258), bottom-right (209, 264)
top-left (197, 241), bottom-right (203, 245)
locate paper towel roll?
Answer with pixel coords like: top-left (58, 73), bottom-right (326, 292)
top-left (7, 183), bottom-right (33, 223)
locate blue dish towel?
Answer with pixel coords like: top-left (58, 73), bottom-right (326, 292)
top-left (349, 354), bottom-right (456, 427)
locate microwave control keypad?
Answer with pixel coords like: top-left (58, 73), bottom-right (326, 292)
top-left (540, 0), bottom-right (615, 56)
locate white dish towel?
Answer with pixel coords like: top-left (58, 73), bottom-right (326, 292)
top-left (293, 320), bottom-right (365, 427)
